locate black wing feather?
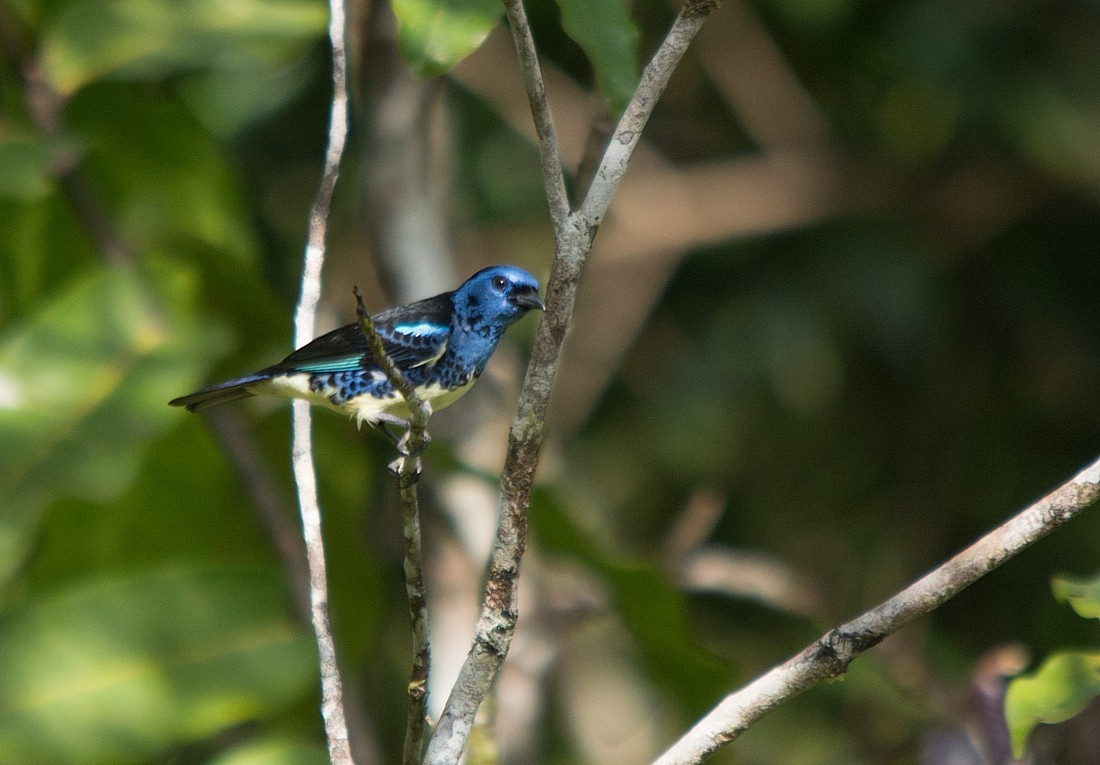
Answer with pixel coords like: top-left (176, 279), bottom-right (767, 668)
top-left (268, 293), bottom-right (454, 374)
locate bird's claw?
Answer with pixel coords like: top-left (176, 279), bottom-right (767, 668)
top-left (397, 428), bottom-right (430, 458)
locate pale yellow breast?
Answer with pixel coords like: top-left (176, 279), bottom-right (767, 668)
top-left (250, 372), bottom-right (478, 426)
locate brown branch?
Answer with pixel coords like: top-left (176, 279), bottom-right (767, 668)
top-left (423, 2), bottom-right (721, 762)
top-left (652, 456), bottom-right (1100, 765)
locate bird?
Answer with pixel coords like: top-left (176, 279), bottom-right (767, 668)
top-left (170, 266), bottom-right (545, 438)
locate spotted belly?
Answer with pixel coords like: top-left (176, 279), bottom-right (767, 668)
top-left (251, 371), bottom-right (477, 425)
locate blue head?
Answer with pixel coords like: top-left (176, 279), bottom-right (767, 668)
top-left (452, 266), bottom-right (545, 333)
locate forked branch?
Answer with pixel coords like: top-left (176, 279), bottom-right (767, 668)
top-left (423, 1), bottom-right (722, 762)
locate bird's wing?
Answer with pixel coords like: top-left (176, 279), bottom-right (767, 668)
top-left (270, 293), bottom-right (453, 375)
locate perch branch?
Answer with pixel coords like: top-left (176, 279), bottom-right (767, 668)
top-left (353, 287), bottom-right (433, 765)
top-left (652, 455), bottom-right (1100, 765)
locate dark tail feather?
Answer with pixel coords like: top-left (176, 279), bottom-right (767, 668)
top-left (169, 374), bottom-right (269, 412)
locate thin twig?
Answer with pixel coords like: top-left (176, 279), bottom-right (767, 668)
top-left (652, 456), bottom-right (1100, 765)
top-left (502, 0), bottom-right (571, 229)
top-left (290, 0), bottom-right (353, 761)
top-left (352, 287), bottom-right (433, 764)
top-left (424, 2), bottom-right (720, 762)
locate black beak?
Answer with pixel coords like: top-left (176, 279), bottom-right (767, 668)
top-left (510, 288), bottom-right (546, 311)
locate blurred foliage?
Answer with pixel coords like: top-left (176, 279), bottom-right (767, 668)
top-left (555, 0), bottom-right (638, 114)
top-left (1004, 573), bottom-right (1100, 757)
top-left (0, 566), bottom-right (317, 764)
top-left (0, 0), bottom-right (1098, 763)
top-left (391, 0), bottom-right (501, 77)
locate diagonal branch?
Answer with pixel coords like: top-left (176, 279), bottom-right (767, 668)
top-left (423, 2), bottom-right (721, 762)
top-left (289, 0), bottom-right (353, 762)
top-left (652, 455), bottom-right (1100, 765)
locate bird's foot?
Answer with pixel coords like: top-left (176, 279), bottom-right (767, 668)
top-left (374, 416), bottom-right (433, 457)
top-left (371, 418), bottom-right (409, 449)
top-left (397, 428), bottom-right (430, 458)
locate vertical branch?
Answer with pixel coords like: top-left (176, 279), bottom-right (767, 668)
top-left (400, 478), bottom-right (431, 765)
top-left (290, 0), bottom-right (353, 762)
top-left (425, 2), bottom-right (721, 763)
top-left (353, 288), bottom-right (433, 764)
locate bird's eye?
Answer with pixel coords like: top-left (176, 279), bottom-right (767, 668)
top-left (492, 276), bottom-right (507, 290)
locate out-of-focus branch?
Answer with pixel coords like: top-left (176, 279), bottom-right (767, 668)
top-left (353, 286), bottom-right (433, 765)
top-left (206, 410), bottom-right (312, 622)
top-left (290, 0), bottom-right (354, 761)
top-left (0, 13), bottom-right (133, 267)
top-left (423, 2), bottom-right (721, 762)
top-left (652, 456), bottom-right (1100, 765)
top-left (360, 1), bottom-right (455, 300)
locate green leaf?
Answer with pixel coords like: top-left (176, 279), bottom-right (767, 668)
top-left (39, 0), bottom-right (327, 95)
top-left (67, 83), bottom-right (260, 264)
top-left (0, 193), bottom-right (101, 327)
top-left (1052, 572), bottom-right (1100, 620)
top-left (0, 135), bottom-right (56, 202)
top-left (0, 565), bottom-right (315, 764)
top-left (0, 262), bottom-right (229, 585)
top-left (392, 0), bottom-right (502, 77)
top-left (205, 736), bottom-right (330, 765)
top-left (1004, 651), bottom-right (1100, 758)
top-left (557, 0), bottom-right (639, 114)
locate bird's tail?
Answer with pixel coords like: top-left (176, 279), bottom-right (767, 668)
top-left (168, 373), bottom-right (269, 412)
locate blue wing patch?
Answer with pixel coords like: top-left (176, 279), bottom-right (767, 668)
top-left (392, 322), bottom-right (447, 338)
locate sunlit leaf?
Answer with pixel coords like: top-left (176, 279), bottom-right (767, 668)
top-left (0, 565), bottom-right (315, 764)
top-left (392, 0), bottom-right (502, 77)
top-left (0, 262), bottom-right (229, 585)
top-left (39, 0), bottom-right (327, 95)
top-left (206, 736), bottom-right (330, 765)
top-left (1052, 572), bottom-right (1100, 620)
top-left (1004, 651), bottom-right (1100, 758)
top-left (557, 0), bottom-right (639, 114)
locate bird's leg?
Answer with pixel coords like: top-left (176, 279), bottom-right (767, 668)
top-left (396, 427), bottom-right (431, 458)
top-left (385, 429), bottom-right (429, 487)
top-left (370, 416), bottom-right (430, 486)
top-left (370, 420), bottom-right (405, 450)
